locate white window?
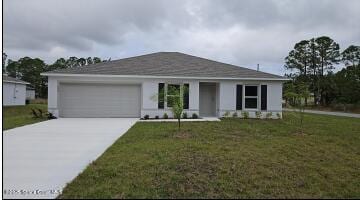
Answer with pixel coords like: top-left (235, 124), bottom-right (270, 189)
top-left (244, 85), bottom-right (258, 109)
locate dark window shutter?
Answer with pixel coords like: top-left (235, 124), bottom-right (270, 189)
top-left (183, 84), bottom-right (189, 109)
top-left (261, 85), bottom-right (267, 110)
top-left (158, 83), bottom-right (164, 109)
top-left (236, 85), bottom-right (243, 110)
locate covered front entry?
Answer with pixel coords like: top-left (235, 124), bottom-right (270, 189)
top-left (199, 82), bottom-right (217, 117)
top-left (59, 83), bottom-right (141, 118)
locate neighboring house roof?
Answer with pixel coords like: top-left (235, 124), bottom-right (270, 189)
top-left (3, 75), bottom-right (29, 85)
top-left (42, 52), bottom-right (287, 80)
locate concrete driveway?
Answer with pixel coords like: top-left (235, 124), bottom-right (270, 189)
top-left (3, 118), bottom-right (138, 199)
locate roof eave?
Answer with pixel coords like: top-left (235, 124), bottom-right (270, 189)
top-left (3, 80), bottom-right (30, 85)
top-left (41, 72), bottom-right (290, 81)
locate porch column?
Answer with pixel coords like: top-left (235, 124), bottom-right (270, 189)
top-left (189, 80), bottom-right (199, 112)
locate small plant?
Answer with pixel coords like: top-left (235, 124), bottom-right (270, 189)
top-left (232, 112), bottom-right (238, 117)
top-left (266, 112), bottom-right (273, 119)
top-left (47, 112), bottom-right (57, 119)
top-left (37, 109), bottom-right (44, 118)
top-left (223, 111), bottom-right (230, 117)
top-left (31, 109), bottom-right (40, 118)
top-left (143, 114), bottom-right (149, 120)
top-left (276, 112), bottom-right (281, 119)
top-left (155, 115), bottom-right (159, 119)
top-left (182, 112), bottom-right (188, 119)
top-left (163, 113), bottom-right (168, 119)
top-left (192, 113), bottom-right (198, 119)
top-left (241, 111), bottom-right (249, 119)
top-left (255, 111), bottom-right (262, 119)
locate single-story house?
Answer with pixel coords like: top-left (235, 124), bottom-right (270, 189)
top-left (3, 75), bottom-right (30, 106)
top-left (42, 52), bottom-right (288, 118)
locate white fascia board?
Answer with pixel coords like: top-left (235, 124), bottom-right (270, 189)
top-left (3, 80), bottom-right (30, 85)
top-left (41, 73), bottom-right (290, 81)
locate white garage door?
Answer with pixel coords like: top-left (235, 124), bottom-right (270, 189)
top-left (59, 83), bottom-right (141, 118)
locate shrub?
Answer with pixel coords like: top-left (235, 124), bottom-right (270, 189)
top-left (266, 112), bottom-right (273, 119)
top-left (144, 114), bottom-right (149, 120)
top-left (47, 112), bottom-right (57, 119)
top-left (223, 111), bottom-right (230, 117)
top-left (182, 112), bottom-right (188, 119)
top-left (192, 113), bottom-right (198, 119)
top-left (163, 113), bottom-right (168, 119)
top-left (255, 111), bottom-right (262, 119)
top-left (241, 111), bottom-right (249, 119)
top-left (232, 112), bottom-right (238, 117)
top-left (155, 115), bottom-right (159, 119)
top-left (276, 112), bottom-right (281, 119)
top-left (31, 109), bottom-right (40, 118)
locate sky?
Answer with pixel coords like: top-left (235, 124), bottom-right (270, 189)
top-left (3, 0), bottom-right (360, 75)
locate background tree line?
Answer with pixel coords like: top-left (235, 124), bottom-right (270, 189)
top-left (2, 55), bottom-right (109, 98)
top-left (284, 36), bottom-right (360, 109)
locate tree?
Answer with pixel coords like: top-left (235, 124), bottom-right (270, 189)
top-left (334, 65), bottom-right (360, 106)
top-left (315, 36), bottom-right (340, 105)
top-left (152, 85), bottom-right (189, 130)
top-left (285, 40), bottom-right (311, 76)
top-left (93, 57), bottom-right (102, 63)
top-left (315, 36), bottom-right (340, 76)
top-left (86, 57), bottom-right (93, 65)
top-left (284, 82), bottom-right (310, 134)
top-left (6, 57), bottom-right (48, 98)
top-left (66, 56), bottom-right (79, 68)
top-left (77, 58), bottom-right (87, 66)
top-left (5, 55), bottom-right (105, 99)
top-left (284, 36), bottom-right (340, 106)
top-left (285, 40), bottom-right (311, 104)
top-left (342, 45), bottom-right (360, 67)
top-left (48, 58), bottom-right (67, 71)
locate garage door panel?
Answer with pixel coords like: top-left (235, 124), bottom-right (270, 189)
top-left (59, 83), bottom-right (141, 118)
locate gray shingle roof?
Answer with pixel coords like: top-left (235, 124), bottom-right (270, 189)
top-left (45, 52), bottom-right (285, 79)
top-left (3, 75), bottom-right (29, 84)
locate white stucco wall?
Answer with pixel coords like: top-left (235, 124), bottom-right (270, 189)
top-left (140, 79), bottom-right (200, 118)
top-left (218, 80), bottom-right (283, 118)
top-left (45, 75), bottom-right (284, 119)
top-left (3, 82), bottom-right (27, 106)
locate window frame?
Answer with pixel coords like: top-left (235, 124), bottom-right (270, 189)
top-left (165, 83), bottom-right (190, 109)
top-left (244, 85), bottom-right (259, 110)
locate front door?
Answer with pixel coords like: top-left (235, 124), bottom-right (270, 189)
top-left (199, 83), bottom-right (216, 117)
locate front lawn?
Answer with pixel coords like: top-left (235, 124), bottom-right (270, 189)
top-left (59, 112), bottom-right (360, 198)
top-left (3, 104), bottom-right (48, 130)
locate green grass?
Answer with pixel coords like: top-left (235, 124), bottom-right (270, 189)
top-left (3, 104), bottom-right (48, 130)
top-left (59, 112), bottom-right (360, 199)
